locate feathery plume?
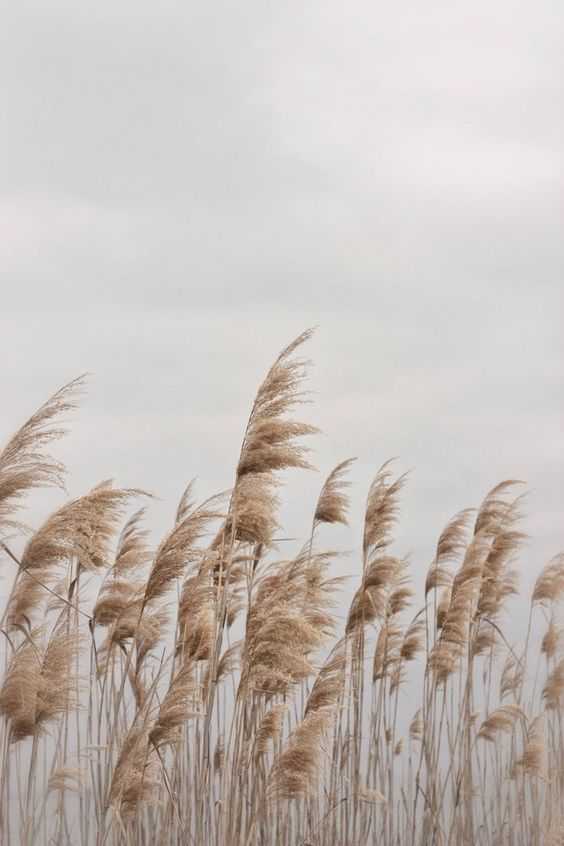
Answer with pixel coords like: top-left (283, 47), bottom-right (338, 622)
top-left (48, 766), bottom-right (86, 794)
top-left (35, 625), bottom-right (82, 731)
top-left (514, 715), bottom-right (545, 778)
top-left (267, 707), bottom-right (334, 801)
top-left (357, 785), bottom-right (387, 803)
top-left (474, 481), bottom-right (525, 537)
top-left (532, 553), bottom-right (564, 606)
top-left (213, 330), bottom-right (316, 557)
top-left (143, 487), bottom-right (221, 607)
top-left (477, 704), bottom-right (524, 742)
top-left (0, 633), bottom-right (41, 741)
top-left (346, 555), bottom-right (403, 634)
top-left (363, 461), bottom-right (407, 564)
top-left (7, 482), bottom-right (140, 628)
top-left (305, 639), bottom-right (346, 715)
top-left (108, 718), bottom-right (159, 818)
top-left (0, 376), bottom-right (84, 537)
top-left (111, 508), bottom-right (151, 577)
top-left (313, 458), bottom-right (356, 530)
top-left (542, 657), bottom-right (564, 710)
top-left (542, 618), bottom-right (562, 660)
top-left (254, 704), bottom-right (287, 761)
top-left (409, 709), bottom-right (423, 741)
top-left (150, 658), bottom-right (200, 749)
top-left (236, 330), bottom-right (317, 480)
top-left (425, 509), bottom-right (473, 596)
top-left (0, 625), bottom-right (81, 741)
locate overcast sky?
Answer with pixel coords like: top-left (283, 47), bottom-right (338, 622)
top-left (1, 1), bottom-right (563, 612)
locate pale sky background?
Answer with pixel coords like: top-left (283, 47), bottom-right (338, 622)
top-left (1, 1), bottom-right (563, 618)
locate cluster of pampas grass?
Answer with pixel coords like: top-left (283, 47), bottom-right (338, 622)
top-left (0, 330), bottom-right (563, 846)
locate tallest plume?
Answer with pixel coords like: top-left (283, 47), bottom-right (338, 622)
top-left (236, 328), bottom-right (317, 480)
top-left (215, 329), bottom-right (317, 552)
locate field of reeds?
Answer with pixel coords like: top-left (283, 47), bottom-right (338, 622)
top-left (0, 329), bottom-right (563, 846)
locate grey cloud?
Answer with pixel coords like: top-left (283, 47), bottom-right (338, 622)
top-left (0, 0), bottom-right (562, 612)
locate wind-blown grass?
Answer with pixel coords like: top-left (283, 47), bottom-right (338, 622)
top-left (0, 331), bottom-right (563, 846)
